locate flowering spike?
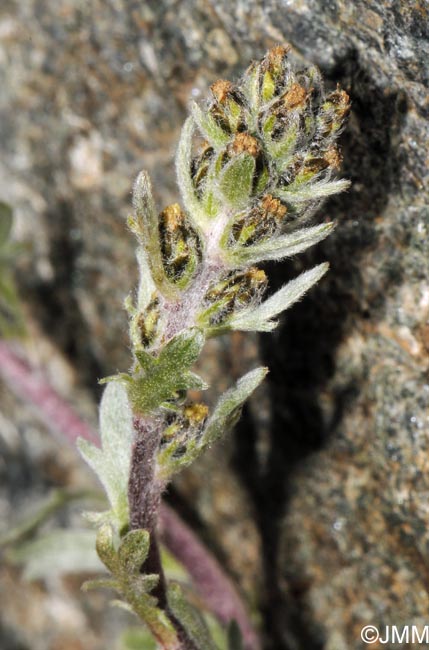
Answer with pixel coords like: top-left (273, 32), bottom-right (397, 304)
top-left (83, 48), bottom-right (350, 647)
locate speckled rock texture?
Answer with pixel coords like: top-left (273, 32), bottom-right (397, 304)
top-left (0, 1), bottom-right (428, 649)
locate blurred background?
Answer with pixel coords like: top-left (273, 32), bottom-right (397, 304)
top-left (0, 1), bottom-right (428, 649)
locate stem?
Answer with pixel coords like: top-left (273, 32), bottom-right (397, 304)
top-left (0, 340), bottom-right (260, 649)
top-left (0, 340), bottom-right (98, 445)
top-left (160, 504), bottom-right (259, 650)
top-left (128, 418), bottom-right (199, 650)
top-left (163, 211), bottom-right (230, 339)
top-left (128, 415), bottom-right (168, 607)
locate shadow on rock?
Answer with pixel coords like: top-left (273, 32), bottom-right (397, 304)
top-left (233, 49), bottom-right (408, 650)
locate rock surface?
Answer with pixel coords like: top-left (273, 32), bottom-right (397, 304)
top-left (0, 1), bottom-right (428, 649)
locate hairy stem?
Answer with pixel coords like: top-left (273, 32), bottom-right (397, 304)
top-left (163, 211), bottom-right (230, 339)
top-left (0, 341), bottom-right (259, 648)
top-left (160, 504), bottom-right (260, 650)
top-left (128, 418), bottom-right (199, 650)
top-left (128, 415), bottom-right (167, 607)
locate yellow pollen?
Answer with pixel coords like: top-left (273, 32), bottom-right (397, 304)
top-left (184, 403), bottom-right (209, 423)
top-left (160, 204), bottom-right (185, 231)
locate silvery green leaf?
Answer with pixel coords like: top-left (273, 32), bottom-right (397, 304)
top-left (98, 373), bottom-right (133, 386)
top-left (241, 64), bottom-right (260, 129)
top-left (135, 246), bottom-right (156, 311)
top-left (202, 367), bottom-right (267, 447)
top-left (131, 172), bottom-right (159, 263)
top-left (7, 529), bottom-right (102, 580)
top-left (168, 582), bottom-right (218, 650)
top-left (200, 150), bottom-right (224, 219)
top-left (77, 382), bottom-right (134, 531)
top-left (128, 329), bottom-right (206, 414)
top-left (218, 153), bottom-right (255, 208)
top-left (276, 179), bottom-right (350, 203)
top-left (135, 349), bottom-right (157, 373)
top-left (229, 223), bottom-right (334, 265)
top-left (138, 574), bottom-right (160, 595)
top-left (76, 442), bottom-right (107, 491)
top-left (181, 371), bottom-right (208, 391)
top-left (110, 600), bottom-right (136, 614)
top-left (176, 117), bottom-right (207, 225)
top-left (267, 123), bottom-right (298, 168)
top-left (82, 577), bottom-right (119, 592)
top-left (132, 172), bottom-right (176, 299)
top-left (163, 367), bottom-right (266, 477)
top-left (132, 170), bottom-right (157, 229)
top-left (118, 529), bottom-right (150, 576)
top-left (191, 101), bottom-right (230, 148)
top-left (229, 263), bottom-right (329, 332)
top-left (0, 488), bottom-right (102, 549)
top-left (83, 510), bottom-right (112, 526)
top-left (96, 523), bottom-right (118, 572)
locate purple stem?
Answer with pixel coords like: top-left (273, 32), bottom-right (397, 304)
top-left (160, 504), bottom-right (260, 650)
top-left (128, 415), bottom-right (168, 609)
top-left (0, 341), bottom-right (98, 445)
top-left (0, 340), bottom-right (260, 650)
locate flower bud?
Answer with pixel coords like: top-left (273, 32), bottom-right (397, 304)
top-left (229, 194), bottom-right (288, 247)
top-left (198, 267), bottom-right (268, 327)
top-left (158, 204), bottom-right (202, 287)
top-left (130, 293), bottom-right (160, 348)
top-left (230, 132), bottom-right (260, 158)
top-left (160, 402), bottom-right (209, 455)
top-left (209, 79), bottom-right (245, 134)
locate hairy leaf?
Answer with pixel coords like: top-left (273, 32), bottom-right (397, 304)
top-left (268, 123), bottom-right (298, 168)
top-left (77, 382), bottom-right (134, 532)
top-left (276, 178), bottom-right (350, 203)
top-left (229, 263), bottom-right (329, 331)
top-left (118, 529), bottom-right (151, 576)
top-left (219, 154), bottom-right (255, 208)
top-left (7, 529), bottom-right (102, 580)
top-left (228, 222), bottom-right (334, 265)
top-left (162, 367), bottom-right (267, 476)
top-left (82, 577), bottom-right (119, 591)
top-left (128, 329), bottom-right (205, 414)
top-left (176, 117), bottom-right (207, 225)
top-left (168, 582), bottom-right (218, 650)
top-left (96, 523), bottom-right (118, 572)
top-left (135, 246), bottom-right (157, 312)
top-left (131, 172), bottom-right (177, 299)
top-left (192, 101), bottom-right (230, 149)
top-left (202, 367), bottom-right (267, 447)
